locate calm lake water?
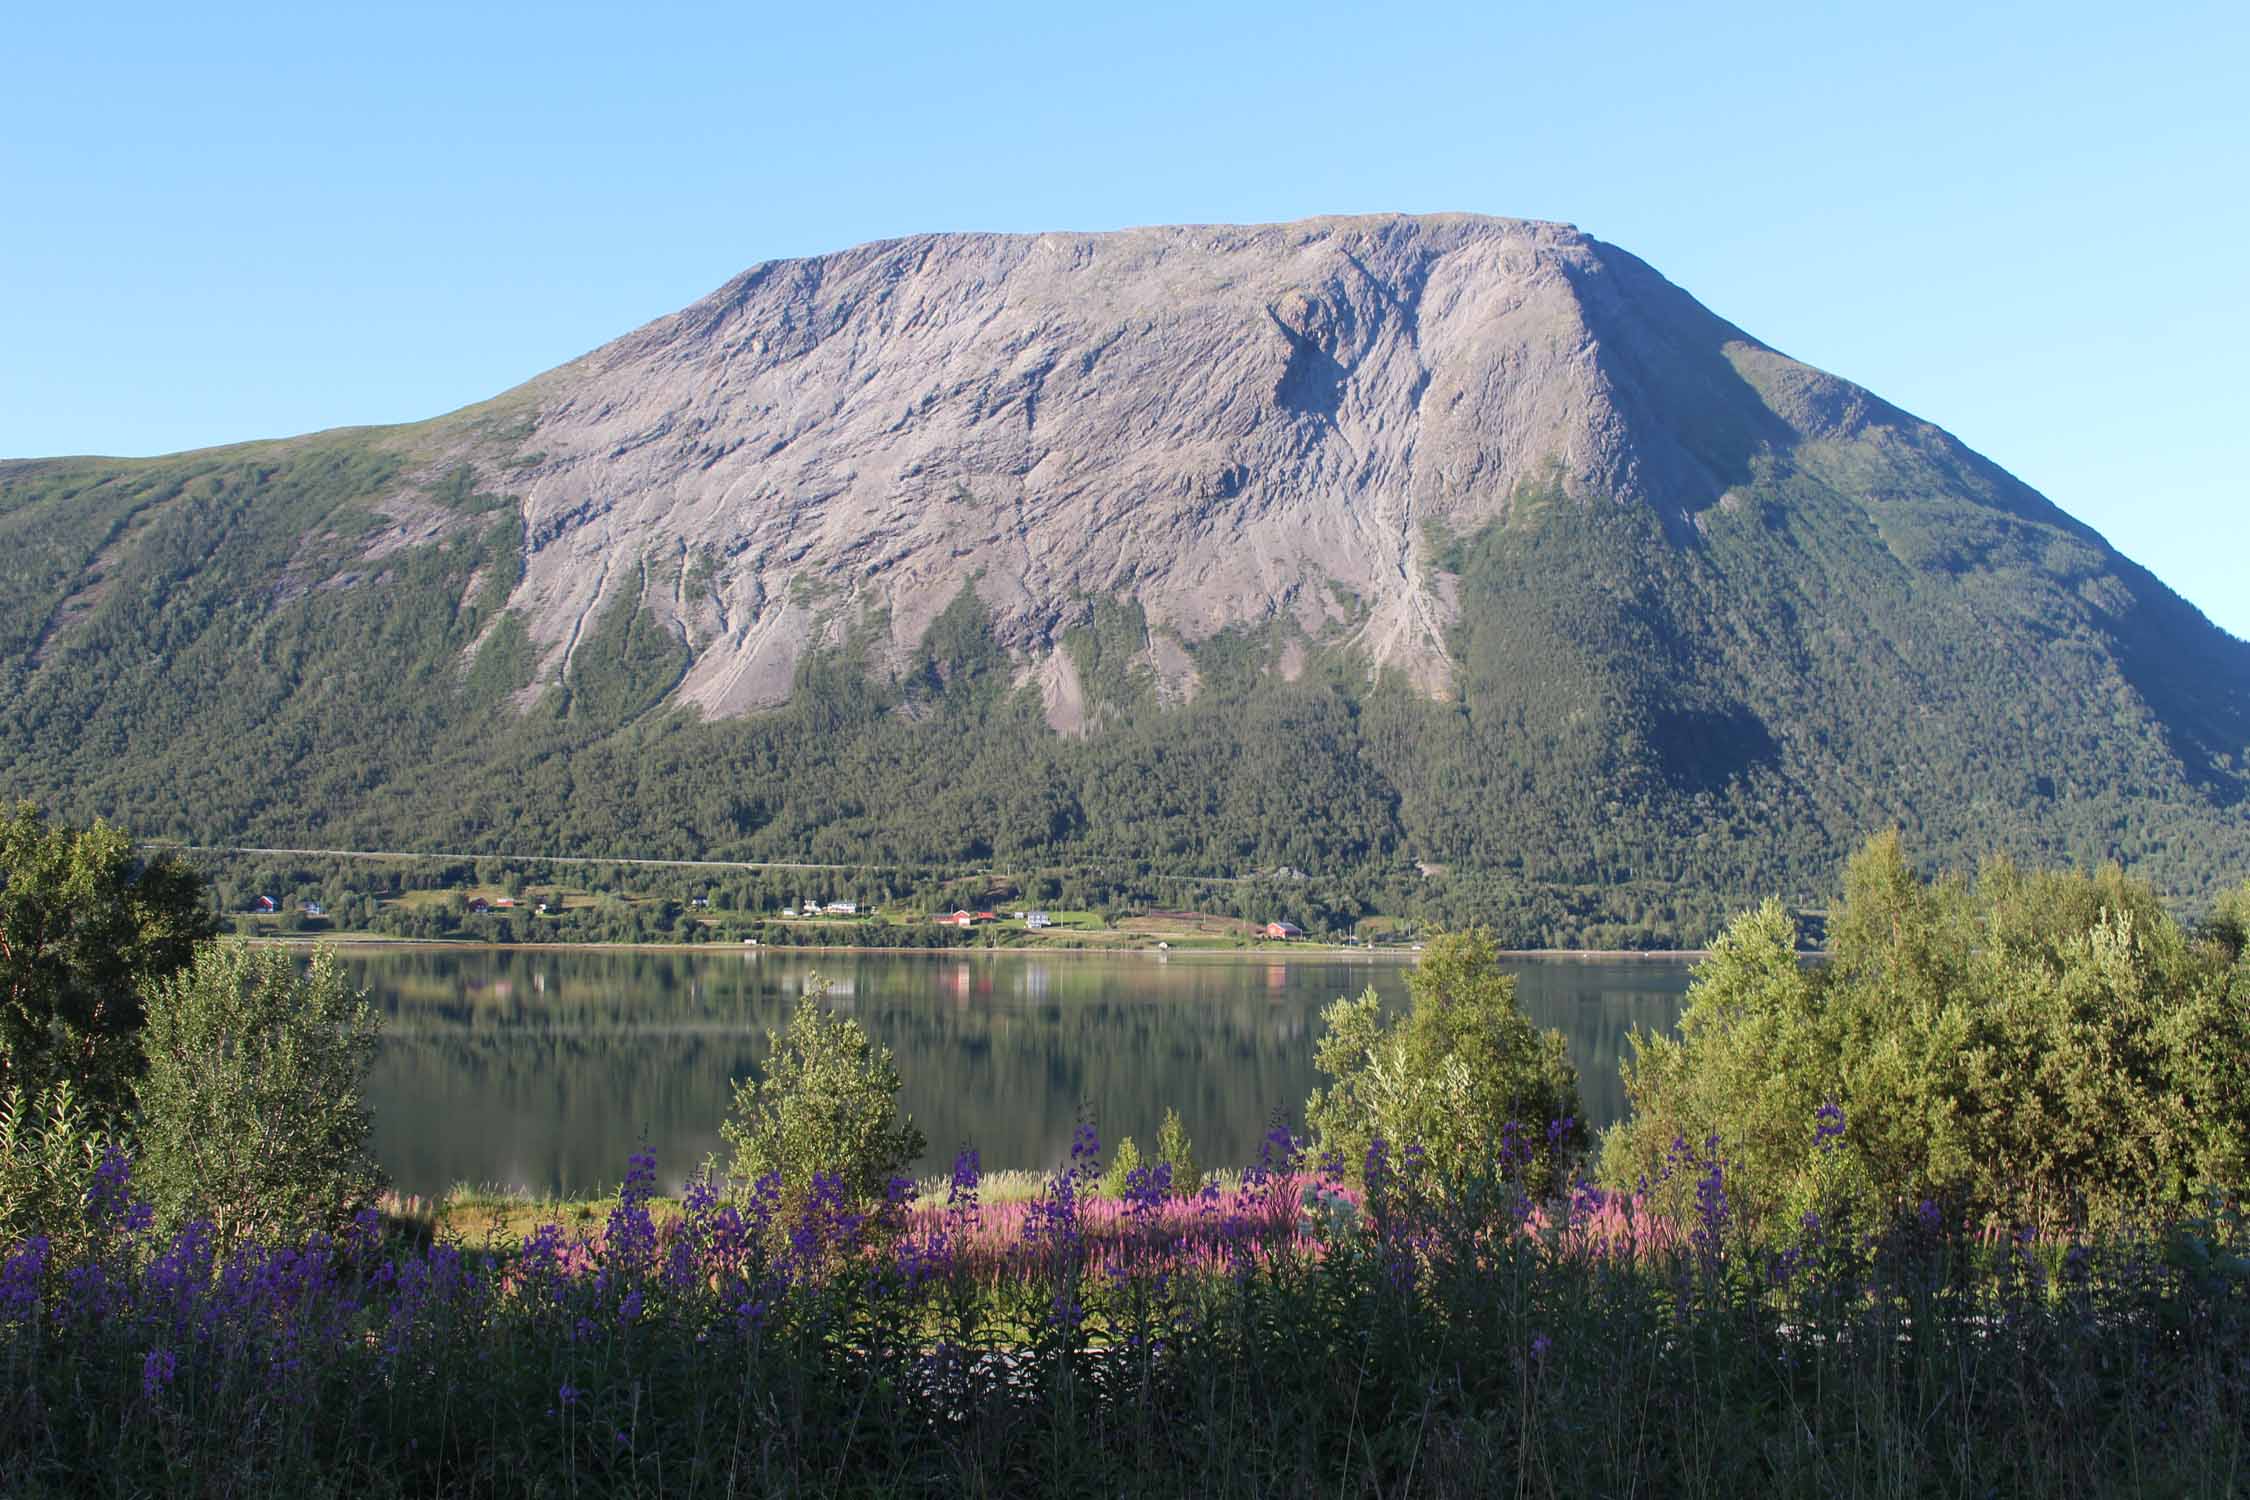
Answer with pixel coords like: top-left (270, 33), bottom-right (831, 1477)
top-left (346, 948), bottom-right (1695, 1198)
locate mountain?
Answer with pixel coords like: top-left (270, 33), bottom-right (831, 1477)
top-left (3, 214), bottom-right (2246, 943)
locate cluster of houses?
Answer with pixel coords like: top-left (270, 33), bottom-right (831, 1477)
top-left (934, 909), bottom-right (1052, 929)
top-left (252, 896), bottom-right (325, 917)
top-left (782, 900), bottom-right (860, 918)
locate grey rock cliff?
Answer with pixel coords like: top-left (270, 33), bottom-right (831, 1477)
top-left (490, 213), bottom-right (1981, 724)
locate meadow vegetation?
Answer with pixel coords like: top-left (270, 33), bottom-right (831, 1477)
top-left (0, 809), bottom-right (2246, 1495)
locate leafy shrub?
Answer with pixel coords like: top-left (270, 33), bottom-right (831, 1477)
top-left (1155, 1105), bottom-right (1197, 1192)
top-left (1305, 927), bottom-right (1583, 1190)
top-left (133, 942), bottom-right (385, 1249)
top-left (721, 982), bottom-right (925, 1213)
top-left (0, 803), bottom-right (214, 1107)
top-left (1099, 1135), bottom-right (1143, 1198)
top-left (0, 1078), bottom-right (121, 1252)
top-left (1604, 832), bottom-right (2250, 1235)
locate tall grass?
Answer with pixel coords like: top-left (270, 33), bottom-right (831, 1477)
top-left (1, 1131), bottom-right (2243, 1497)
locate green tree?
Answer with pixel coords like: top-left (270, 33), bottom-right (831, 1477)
top-left (0, 804), bottom-right (215, 1107)
top-left (721, 982), bottom-right (926, 1214)
top-left (2203, 878), bottom-right (2250, 961)
top-left (1604, 834), bottom-right (2250, 1236)
top-left (133, 942), bottom-right (385, 1249)
top-left (1306, 927), bottom-right (1583, 1192)
top-left (1099, 1135), bottom-right (1143, 1198)
top-left (1156, 1106), bottom-right (1199, 1193)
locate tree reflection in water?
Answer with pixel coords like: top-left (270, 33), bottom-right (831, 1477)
top-left (350, 948), bottom-right (1690, 1198)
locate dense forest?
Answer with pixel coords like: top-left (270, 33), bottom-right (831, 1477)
top-left (3, 425), bottom-right (2247, 948)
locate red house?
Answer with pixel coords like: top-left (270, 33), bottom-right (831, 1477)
top-left (1265, 921), bottom-right (1304, 940)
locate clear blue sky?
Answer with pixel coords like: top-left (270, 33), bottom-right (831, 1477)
top-left (5, 0), bottom-right (2244, 637)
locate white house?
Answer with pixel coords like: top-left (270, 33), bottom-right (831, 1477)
top-left (1026, 910), bottom-right (1051, 929)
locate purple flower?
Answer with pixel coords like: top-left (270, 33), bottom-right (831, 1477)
top-left (1363, 1138), bottom-right (1393, 1194)
top-left (558, 1382), bottom-right (582, 1408)
top-left (604, 1150), bottom-right (660, 1270)
top-left (1687, 1135), bottom-right (1730, 1263)
top-left (1530, 1332), bottom-right (1552, 1362)
top-left (1773, 1246), bottom-right (1803, 1288)
top-left (0, 1237), bottom-right (48, 1319)
top-left (141, 1347), bottom-right (178, 1400)
top-left (1069, 1123), bottom-right (1102, 1189)
top-left (1501, 1119), bottom-right (1529, 1170)
top-left (1813, 1099), bottom-right (1846, 1153)
top-left (1123, 1162), bottom-right (1174, 1221)
top-left (84, 1146), bottom-right (151, 1238)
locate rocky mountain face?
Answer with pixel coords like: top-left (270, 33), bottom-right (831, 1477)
top-left (3, 213), bottom-right (2246, 933)
top-left (498, 214), bottom-right (2015, 725)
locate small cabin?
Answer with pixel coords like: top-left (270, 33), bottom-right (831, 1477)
top-left (1265, 920), bottom-right (1304, 940)
top-left (254, 895), bottom-right (277, 913)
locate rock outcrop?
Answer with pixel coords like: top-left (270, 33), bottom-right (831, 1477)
top-left (493, 214), bottom-right (1993, 724)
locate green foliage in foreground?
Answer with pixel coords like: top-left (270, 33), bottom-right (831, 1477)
top-left (0, 802), bottom-right (214, 1107)
top-left (1307, 928), bottom-right (1583, 1192)
top-left (0, 1079), bottom-right (118, 1256)
top-left (721, 984), bottom-right (927, 1214)
top-left (134, 942), bottom-right (385, 1251)
top-left (3, 1150), bottom-right (2246, 1498)
top-left (1606, 831), bottom-right (2250, 1237)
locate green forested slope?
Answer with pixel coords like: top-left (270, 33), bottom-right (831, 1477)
top-left (3, 410), bottom-right (2246, 947)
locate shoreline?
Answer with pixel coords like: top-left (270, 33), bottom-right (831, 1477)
top-left (250, 934), bottom-right (1715, 961)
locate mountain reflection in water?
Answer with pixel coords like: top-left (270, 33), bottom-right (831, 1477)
top-left (348, 948), bottom-right (1692, 1198)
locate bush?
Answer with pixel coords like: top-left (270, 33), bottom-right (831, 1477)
top-left (1099, 1136), bottom-right (1143, 1198)
top-left (133, 942), bottom-right (385, 1249)
top-left (0, 1079), bottom-right (122, 1252)
top-left (1603, 833), bottom-right (2250, 1236)
top-left (1305, 927), bottom-right (1583, 1191)
top-left (0, 803), bottom-right (215, 1107)
top-left (721, 982), bottom-right (925, 1214)
top-left (1156, 1106), bottom-right (1198, 1192)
